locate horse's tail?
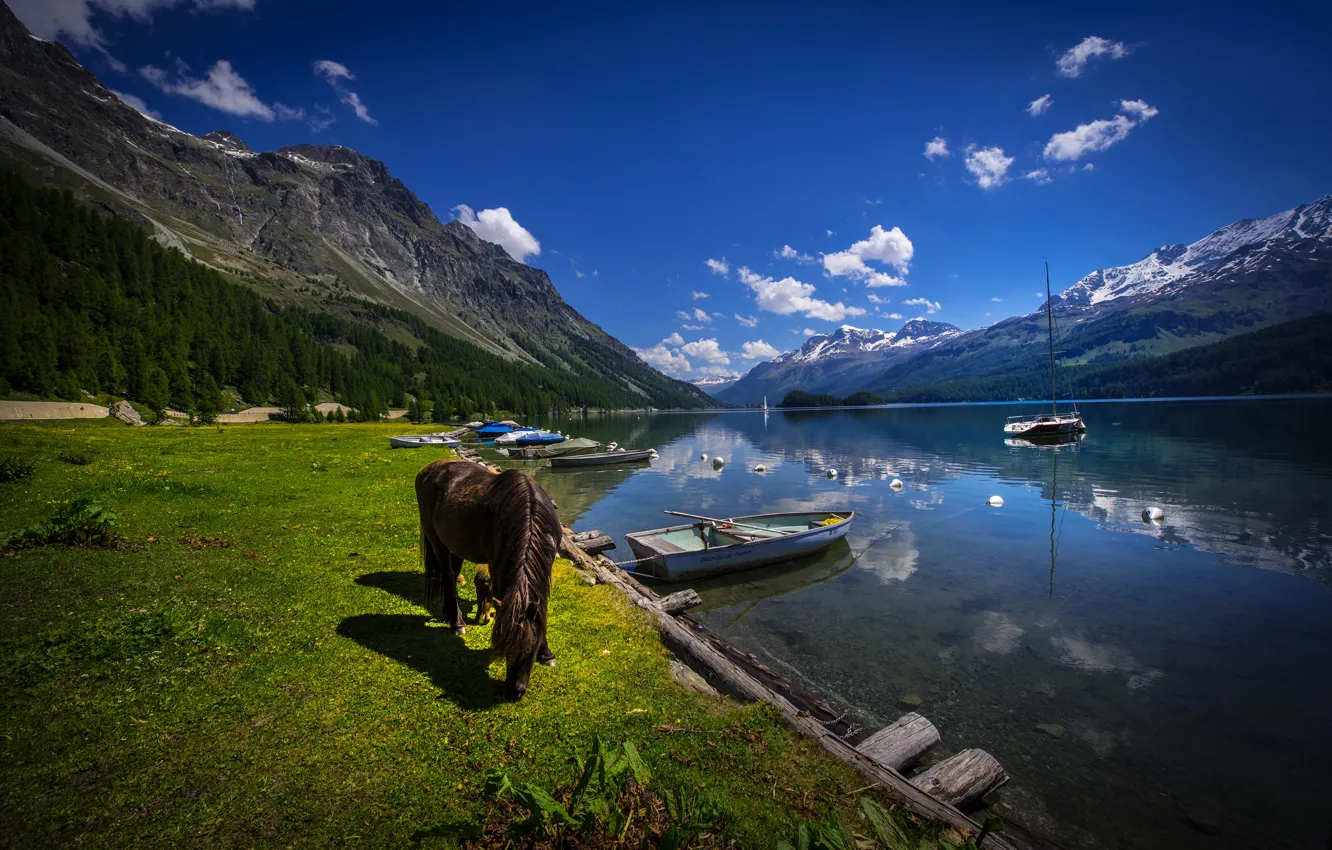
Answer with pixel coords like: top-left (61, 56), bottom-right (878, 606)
top-left (490, 472), bottom-right (559, 665)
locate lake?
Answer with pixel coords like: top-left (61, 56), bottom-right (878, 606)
top-left (512, 398), bottom-right (1332, 850)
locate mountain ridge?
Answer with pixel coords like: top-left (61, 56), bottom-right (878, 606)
top-left (0, 3), bottom-right (710, 409)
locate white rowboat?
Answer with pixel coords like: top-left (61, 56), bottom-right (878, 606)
top-left (626, 511), bottom-right (855, 581)
top-left (550, 449), bottom-right (656, 467)
top-left (388, 434), bottom-right (461, 449)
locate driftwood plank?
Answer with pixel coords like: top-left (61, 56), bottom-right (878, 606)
top-left (856, 712), bottom-right (941, 771)
top-left (552, 530), bottom-right (1029, 850)
top-left (911, 749), bottom-right (1008, 809)
top-left (658, 589), bottom-right (702, 614)
top-left (574, 534), bottom-right (616, 555)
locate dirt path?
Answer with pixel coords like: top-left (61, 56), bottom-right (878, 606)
top-left (0, 400), bottom-right (109, 420)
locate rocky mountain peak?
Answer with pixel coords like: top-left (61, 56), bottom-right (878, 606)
top-left (200, 130), bottom-right (251, 152)
top-left (897, 319), bottom-right (959, 339)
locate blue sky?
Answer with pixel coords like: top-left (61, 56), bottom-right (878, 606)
top-left (12, 0), bottom-right (1332, 378)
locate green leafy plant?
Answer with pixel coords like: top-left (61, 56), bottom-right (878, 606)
top-left (0, 455), bottom-right (35, 482)
top-left (779, 798), bottom-right (1001, 850)
top-left (57, 451), bottom-right (96, 466)
top-left (2, 498), bottom-right (119, 550)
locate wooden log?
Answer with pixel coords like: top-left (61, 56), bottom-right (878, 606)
top-left (856, 712), bottom-right (941, 771)
top-left (578, 550), bottom-right (1028, 850)
top-left (574, 534), bottom-right (616, 555)
top-left (658, 589), bottom-right (702, 614)
top-left (910, 749), bottom-right (1008, 809)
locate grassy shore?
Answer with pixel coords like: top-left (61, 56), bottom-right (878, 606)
top-left (0, 420), bottom-right (965, 848)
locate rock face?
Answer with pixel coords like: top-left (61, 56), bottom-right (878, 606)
top-left (0, 5), bottom-right (710, 407)
top-left (109, 400), bottom-right (145, 426)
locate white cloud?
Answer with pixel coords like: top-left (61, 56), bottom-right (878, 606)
top-left (1027, 94), bottom-right (1053, 116)
top-left (825, 229), bottom-right (835, 237)
top-left (109, 89), bottom-right (159, 119)
top-left (991, 296), bottom-right (1002, 302)
top-left (1043, 100), bottom-right (1157, 162)
top-left (1056, 36), bottom-right (1129, 78)
top-left (10, 0), bottom-right (253, 56)
top-left (680, 323), bottom-right (705, 330)
top-left (690, 290), bottom-right (709, 300)
top-left (139, 60), bottom-right (279, 120)
top-left (1083, 163), bottom-right (1095, 171)
top-left (822, 224), bottom-right (914, 287)
top-left (775, 244), bottom-right (816, 263)
top-left (704, 257), bottom-right (729, 277)
top-left (803, 328), bottom-right (817, 336)
top-left (734, 313), bottom-right (758, 328)
top-left (867, 293), bottom-right (888, 304)
top-left (737, 266), bottom-right (865, 323)
top-left (633, 343), bottom-right (690, 374)
top-left (663, 332), bottom-right (685, 345)
top-left (923, 136), bottom-right (950, 159)
top-left (903, 297), bottom-right (942, 314)
top-left (1024, 168), bottom-right (1053, 185)
top-left (452, 204), bottom-right (541, 262)
top-left (964, 145), bottom-right (1015, 190)
top-left (691, 308), bottom-right (712, 323)
top-left (313, 59), bottom-right (376, 125)
top-left (1118, 98), bottom-right (1159, 121)
top-left (680, 338), bottom-right (729, 365)
top-left (886, 313), bottom-right (904, 320)
top-left (740, 340), bottom-right (780, 360)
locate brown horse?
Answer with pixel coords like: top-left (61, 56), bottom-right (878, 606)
top-left (415, 459), bottom-right (559, 701)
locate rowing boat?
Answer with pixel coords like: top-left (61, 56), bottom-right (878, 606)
top-left (550, 448), bottom-right (656, 467)
top-left (625, 511), bottom-right (855, 581)
top-left (389, 434), bottom-right (461, 449)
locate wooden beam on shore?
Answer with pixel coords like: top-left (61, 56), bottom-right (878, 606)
top-left (911, 749), bottom-right (1009, 809)
top-left (658, 589), bottom-right (702, 614)
top-left (555, 527), bottom-right (1035, 850)
top-left (571, 531), bottom-right (616, 555)
top-left (856, 712), bottom-right (941, 771)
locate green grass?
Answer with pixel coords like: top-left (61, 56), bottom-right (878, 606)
top-left (0, 420), bottom-right (935, 848)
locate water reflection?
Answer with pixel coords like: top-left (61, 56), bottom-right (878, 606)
top-left (508, 399), bottom-right (1332, 850)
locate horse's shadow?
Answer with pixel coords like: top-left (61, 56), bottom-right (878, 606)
top-left (340, 571), bottom-right (501, 710)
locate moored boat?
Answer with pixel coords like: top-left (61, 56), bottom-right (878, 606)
top-left (512, 437), bottom-right (601, 458)
top-left (473, 420), bottom-right (537, 438)
top-left (550, 448), bottom-right (656, 468)
top-left (625, 511), bottom-right (855, 581)
top-left (1004, 262), bottom-right (1085, 438)
top-left (389, 434), bottom-right (461, 449)
top-left (493, 429), bottom-right (567, 446)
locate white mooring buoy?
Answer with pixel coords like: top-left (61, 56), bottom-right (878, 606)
top-left (712, 456), bottom-right (726, 468)
top-left (987, 495), bottom-right (1005, 507)
top-left (753, 464), bottom-right (767, 473)
top-left (1143, 506), bottom-right (1165, 523)
top-left (700, 453), bottom-right (708, 461)
top-left (890, 478), bottom-right (904, 490)
top-left (827, 468), bottom-right (838, 478)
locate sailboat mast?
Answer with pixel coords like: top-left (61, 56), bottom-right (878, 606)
top-left (1045, 261), bottom-right (1056, 415)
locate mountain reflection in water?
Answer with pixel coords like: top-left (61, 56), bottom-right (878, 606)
top-left (504, 398), bottom-right (1332, 850)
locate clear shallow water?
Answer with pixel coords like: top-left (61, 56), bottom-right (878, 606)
top-left (509, 399), bottom-right (1332, 850)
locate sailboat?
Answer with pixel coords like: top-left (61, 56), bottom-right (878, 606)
top-left (1004, 262), bottom-right (1086, 438)
top-left (763, 395), bottom-right (768, 413)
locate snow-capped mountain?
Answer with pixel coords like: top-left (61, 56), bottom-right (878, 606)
top-left (717, 320), bottom-right (961, 403)
top-left (691, 373), bottom-right (743, 397)
top-left (1058, 195), bottom-right (1332, 307)
top-left (774, 321), bottom-right (963, 365)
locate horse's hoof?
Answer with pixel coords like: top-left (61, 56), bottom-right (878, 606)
top-left (540, 657), bottom-right (558, 667)
top-left (453, 625), bottom-right (466, 635)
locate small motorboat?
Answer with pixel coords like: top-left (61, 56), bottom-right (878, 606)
top-left (389, 434), bottom-right (461, 449)
top-left (511, 437), bottom-right (601, 459)
top-left (626, 510), bottom-right (855, 581)
top-left (550, 448), bottom-right (657, 468)
top-left (493, 429), bottom-right (567, 446)
top-left (473, 420), bottom-right (537, 439)
top-left (1003, 412), bottom-right (1086, 438)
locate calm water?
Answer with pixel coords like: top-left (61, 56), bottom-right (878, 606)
top-left (508, 399), bottom-right (1332, 850)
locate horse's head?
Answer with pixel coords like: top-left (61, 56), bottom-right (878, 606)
top-left (502, 599), bottom-right (548, 700)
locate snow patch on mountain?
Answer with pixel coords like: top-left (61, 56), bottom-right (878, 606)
top-left (774, 321), bottom-right (962, 364)
top-left (1059, 195), bottom-right (1332, 307)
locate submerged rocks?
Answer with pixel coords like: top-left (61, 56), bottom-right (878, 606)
top-left (1035, 723), bottom-right (1065, 739)
top-left (899, 693), bottom-right (923, 708)
top-left (109, 400), bottom-right (145, 426)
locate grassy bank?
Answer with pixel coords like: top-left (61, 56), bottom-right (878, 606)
top-left (0, 420), bottom-right (957, 848)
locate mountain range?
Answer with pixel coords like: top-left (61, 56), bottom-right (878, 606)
top-left (0, 3), bottom-right (710, 409)
top-left (718, 195), bottom-right (1332, 404)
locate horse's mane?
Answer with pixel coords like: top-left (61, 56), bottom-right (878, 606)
top-left (489, 470), bottom-right (559, 664)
